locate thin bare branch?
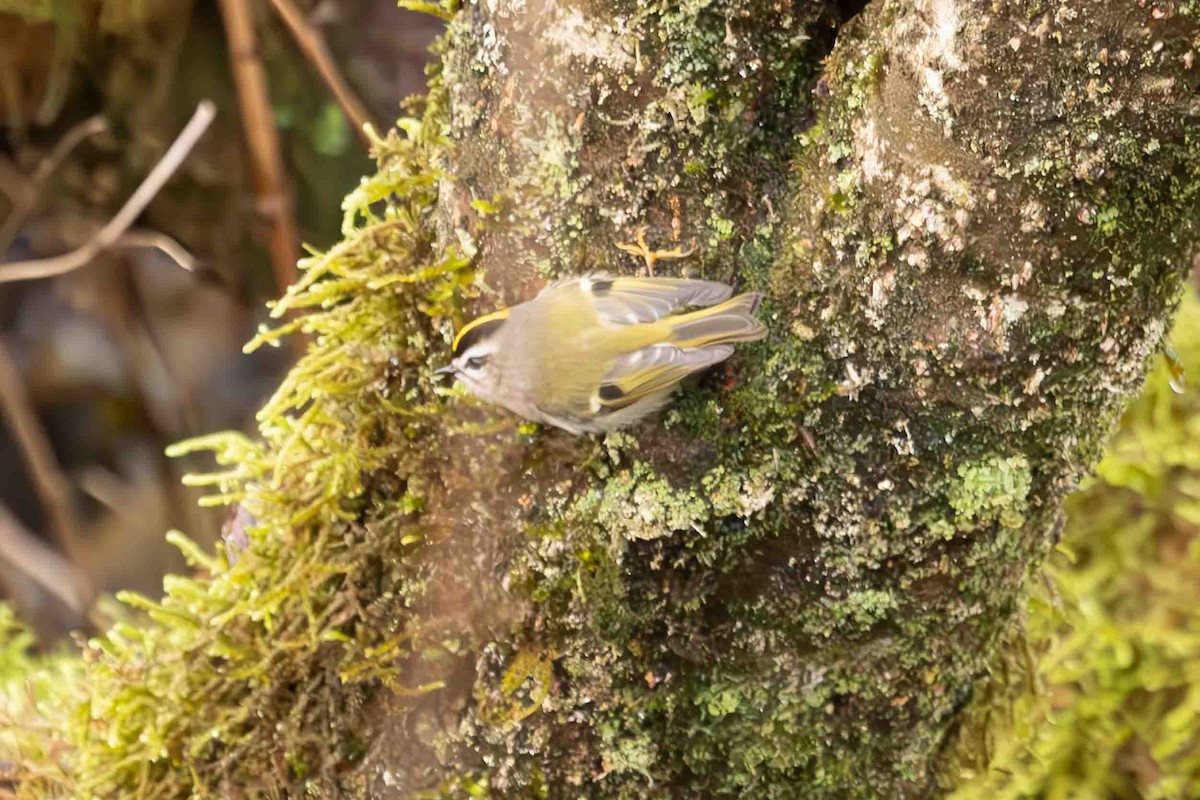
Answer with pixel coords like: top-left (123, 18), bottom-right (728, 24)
top-left (102, 102), bottom-right (215, 247)
top-left (0, 244), bottom-right (99, 284)
top-left (0, 157), bottom-right (27, 204)
top-left (75, 466), bottom-right (143, 523)
top-left (116, 230), bottom-right (199, 273)
top-left (31, 116), bottom-right (109, 187)
top-left (268, 0), bottom-right (379, 148)
top-left (217, 0), bottom-right (302, 297)
top-left (0, 114), bottom-right (108, 253)
top-left (0, 230), bottom-right (199, 285)
top-left (0, 500), bottom-right (91, 614)
top-left (0, 102), bottom-right (216, 285)
top-left (0, 339), bottom-right (81, 561)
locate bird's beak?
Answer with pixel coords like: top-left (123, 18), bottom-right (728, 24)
top-left (433, 365), bottom-right (456, 378)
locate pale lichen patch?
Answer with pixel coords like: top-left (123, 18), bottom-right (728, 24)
top-left (543, 8), bottom-right (634, 72)
top-left (928, 0), bottom-right (964, 69)
top-left (856, 117), bottom-right (889, 182)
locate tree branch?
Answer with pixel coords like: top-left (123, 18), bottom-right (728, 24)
top-left (267, 0), bottom-right (379, 148)
top-left (357, 0), bottom-right (1200, 796)
top-left (0, 339), bottom-right (81, 563)
top-left (0, 500), bottom-right (91, 614)
top-left (0, 114), bottom-right (107, 256)
top-left (217, 0), bottom-right (302, 298)
top-left (0, 102), bottom-right (214, 284)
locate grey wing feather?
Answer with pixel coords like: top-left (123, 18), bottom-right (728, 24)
top-left (604, 343), bottom-right (735, 382)
top-left (587, 390), bottom-right (676, 433)
top-left (542, 274), bottom-right (734, 325)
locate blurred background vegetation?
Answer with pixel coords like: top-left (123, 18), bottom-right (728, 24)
top-left (0, 0), bottom-right (439, 639)
top-left (0, 1), bottom-right (1198, 797)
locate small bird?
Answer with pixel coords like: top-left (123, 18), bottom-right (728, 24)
top-left (436, 274), bottom-right (766, 434)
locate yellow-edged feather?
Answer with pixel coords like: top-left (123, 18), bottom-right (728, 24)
top-left (599, 365), bottom-right (692, 409)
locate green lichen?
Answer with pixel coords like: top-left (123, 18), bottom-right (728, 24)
top-left (947, 289), bottom-right (1200, 799)
top-left (949, 456), bottom-right (1032, 530)
top-left (830, 588), bottom-right (901, 633)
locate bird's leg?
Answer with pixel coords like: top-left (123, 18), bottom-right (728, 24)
top-left (616, 228), bottom-right (696, 276)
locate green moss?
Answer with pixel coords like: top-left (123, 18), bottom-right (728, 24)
top-left (598, 724), bottom-right (656, 779)
top-left (948, 456), bottom-right (1032, 530)
top-left (830, 589), bottom-right (901, 633)
top-left (0, 605), bottom-right (84, 797)
top-left (0, 64), bottom-right (468, 796)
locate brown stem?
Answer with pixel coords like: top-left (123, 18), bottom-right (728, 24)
top-left (267, 0), bottom-right (379, 148)
top-left (0, 114), bottom-right (108, 256)
top-left (0, 102), bottom-right (215, 285)
top-left (0, 500), bottom-right (92, 614)
top-left (217, 0), bottom-right (302, 298)
top-left (0, 339), bottom-right (81, 563)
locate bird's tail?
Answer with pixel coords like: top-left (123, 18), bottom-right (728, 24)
top-left (664, 292), bottom-right (766, 349)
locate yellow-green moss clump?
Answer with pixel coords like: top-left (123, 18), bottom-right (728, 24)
top-left (0, 74), bottom-right (474, 795)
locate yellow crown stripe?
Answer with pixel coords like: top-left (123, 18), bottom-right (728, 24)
top-left (452, 307), bottom-right (511, 353)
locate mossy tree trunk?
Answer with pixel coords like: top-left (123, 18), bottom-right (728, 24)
top-left (19, 1), bottom-right (1194, 798)
top-left (350, 1), bottom-right (1200, 797)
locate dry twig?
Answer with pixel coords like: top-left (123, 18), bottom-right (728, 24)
top-left (0, 340), bottom-right (81, 560)
top-left (0, 500), bottom-right (91, 614)
top-left (268, 0), bottom-right (379, 147)
top-left (217, 0), bottom-right (302, 297)
top-left (0, 115), bottom-right (108, 255)
top-left (0, 102), bottom-right (215, 285)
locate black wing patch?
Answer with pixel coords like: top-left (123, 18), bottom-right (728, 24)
top-left (594, 344), bottom-right (735, 412)
top-left (598, 383), bottom-right (624, 402)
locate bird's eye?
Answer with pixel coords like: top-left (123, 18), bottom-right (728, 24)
top-left (465, 355), bottom-right (488, 370)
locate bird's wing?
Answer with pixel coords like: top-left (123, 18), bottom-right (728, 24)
top-left (544, 274), bottom-right (734, 325)
top-left (594, 344), bottom-right (734, 411)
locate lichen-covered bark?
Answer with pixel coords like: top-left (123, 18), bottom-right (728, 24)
top-left (3, 1), bottom-right (1199, 799)
top-left (357, 1), bottom-right (1200, 797)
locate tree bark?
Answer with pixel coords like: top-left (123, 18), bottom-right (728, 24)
top-left (359, 0), bottom-right (1200, 797)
